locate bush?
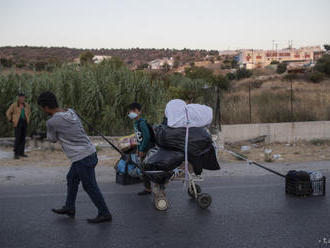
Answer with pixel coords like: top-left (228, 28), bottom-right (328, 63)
top-left (0, 58), bottom-right (14, 68)
top-left (277, 63), bottom-right (287, 74)
top-left (236, 68), bottom-right (252, 80)
top-left (314, 54), bottom-right (330, 76)
top-left (283, 73), bottom-right (298, 81)
top-left (250, 80), bottom-right (263, 89)
top-left (309, 71), bottom-right (325, 83)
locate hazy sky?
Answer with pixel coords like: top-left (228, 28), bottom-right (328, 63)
top-left (0, 0), bottom-right (329, 50)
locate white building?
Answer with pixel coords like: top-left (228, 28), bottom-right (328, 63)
top-left (238, 46), bottom-right (324, 69)
top-left (93, 55), bottom-right (112, 64)
top-left (148, 57), bottom-right (174, 70)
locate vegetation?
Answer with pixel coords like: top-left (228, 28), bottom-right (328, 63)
top-left (1, 55), bottom-right (330, 138)
top-left (314, 54), bottom-right (330, 77)
top-left (79, 51), bottom-right (94, 65)
top-left (277, 62), bottom-right (287, 74)
top-left (309, 71), bottom-right (326, 83)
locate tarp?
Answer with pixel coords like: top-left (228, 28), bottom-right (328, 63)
top-left (143, 146), bottom-right (184, 172)
top-left (154, 125), bottom-right (212, 156)
top-left (165, 99), bottom-right (213, 128)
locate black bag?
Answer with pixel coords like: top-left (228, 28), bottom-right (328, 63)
top-left (142, 146), bottom-right (184, 172)
top-left (154, 125), bottom-right (212, 156)
top-left (285, 170), bottom-right (312, 196)
top-left (189, 145), bottom-right (220, 174)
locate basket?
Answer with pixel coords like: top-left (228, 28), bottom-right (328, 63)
top-left (285, 176), bottom-right (326, 197)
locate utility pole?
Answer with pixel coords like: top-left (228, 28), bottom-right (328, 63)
top-left (290, 81), bottom-right (293, 121)
top-left (249, 82), bottom-right (252, 123)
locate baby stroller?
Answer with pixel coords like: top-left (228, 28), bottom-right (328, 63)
top-left (141, 99), bottom-right (218, 211)
top-left (143, 167), bottom-right (212, 211)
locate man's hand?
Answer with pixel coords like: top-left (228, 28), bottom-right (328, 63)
top-left (138, 151), bottom-right (146, 158)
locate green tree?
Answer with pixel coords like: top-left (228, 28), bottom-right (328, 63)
top-left (324, 44), bottom-right (330, 51)
top-left (236, 68), bottom-right (252, 79)
top-left (79, 51), bottom-right (94, 65)
top-left (184, 66), bottom-right (213, 83)
top-left (277, 63), bottom-right (287, 74)
top-left (314, 54), bottom-right (330, 76)
top-left (212, 74), bottom-right (231, 130)
top-left (0, 58), bottom-right (14, 68)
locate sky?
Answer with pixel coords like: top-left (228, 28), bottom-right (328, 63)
top-left (0, 0), bottom-right (329, 50)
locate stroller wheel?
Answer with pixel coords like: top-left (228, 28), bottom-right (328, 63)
top-left (197, 193), bottom-right (212, 209)
top-left (188, 184), bottom-right (201, 198)
top-left (154, 197), bottom-right (169, 211)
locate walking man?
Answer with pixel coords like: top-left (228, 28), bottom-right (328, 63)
top-left (37, 91), bottom-right (112, 224)
top-left (6, 93), bottom-right (30, 159)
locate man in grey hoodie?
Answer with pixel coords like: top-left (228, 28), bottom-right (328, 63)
top-left (37, 91), bottom-right (111, 224)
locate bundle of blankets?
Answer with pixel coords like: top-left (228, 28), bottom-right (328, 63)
top-left (142, 99), bottom-right (220, 175)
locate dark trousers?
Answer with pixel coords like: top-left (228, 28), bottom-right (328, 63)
top-left (65, 153), bottom-right (110, 216)
top-left (14, 118), bottom-right (27, 156)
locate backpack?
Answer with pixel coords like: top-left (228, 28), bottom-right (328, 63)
top-left (137, 119), bottom-right (156, 144)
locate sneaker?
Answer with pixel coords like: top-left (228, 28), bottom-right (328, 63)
top-left (137, 189), bottom-right (152, 195)
top-left (20, 154), bottom-right (28, 158)
top-left (52, 207), bottom-right (75, 218)
top-left (87, 214), bottom-right (112, 224)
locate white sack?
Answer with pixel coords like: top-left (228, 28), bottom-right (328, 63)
top-left (165, 99), bottom-right (213, 128)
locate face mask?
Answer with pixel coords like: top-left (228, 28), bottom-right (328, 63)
top-left (128, 112), bottom-right (138, 119)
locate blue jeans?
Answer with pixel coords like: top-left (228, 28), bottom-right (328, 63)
top-left (65, 153), bottom-right (110, 215)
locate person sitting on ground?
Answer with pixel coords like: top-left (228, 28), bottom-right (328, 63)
top-left (128, 102), bottom-right (154, 195)
top-left (37, 91), bottom-right (112, 224)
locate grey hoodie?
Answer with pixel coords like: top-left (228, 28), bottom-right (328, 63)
top-left (46, 109), bottom-right (96, 163)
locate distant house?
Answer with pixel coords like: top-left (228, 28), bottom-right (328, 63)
top-left (238, 46), bottom-right (324, 69)
top-left (93, 55), bottom-right (112, 64)
top-left (148, 57), bottom-right (174, 70)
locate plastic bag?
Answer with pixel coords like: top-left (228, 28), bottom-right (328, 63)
top-left (118, 134), bottom-right (137, 152)
top-left (165, 99), bottom-right (213, 128)
top-left (116, 154), bottom-right (141, 178)
top-left (189, 145), bottom-right (220, 172)
top-left (154, 125), bottom-right (212, 156)
top-left (143, 146), bottom-right (184, 172)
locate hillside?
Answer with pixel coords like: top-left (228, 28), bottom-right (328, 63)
top-left (0, 46), bottom-right (220, 67)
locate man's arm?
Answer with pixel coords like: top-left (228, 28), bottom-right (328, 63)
top-left (138, 120), bottom-right (151, 153)
top-left (6, 104), bottom-right (14, 122)
top-left (46, 121), bottom-right (58, 143)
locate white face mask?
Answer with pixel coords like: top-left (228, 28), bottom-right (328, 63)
top-left (128, 112), bottom-right (138, 119)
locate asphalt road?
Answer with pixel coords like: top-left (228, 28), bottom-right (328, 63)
top-left (0, 174), bottom-right (329, 248)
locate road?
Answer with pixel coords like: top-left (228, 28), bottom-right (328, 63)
top-left (0, 173), bottom-right (329, 248)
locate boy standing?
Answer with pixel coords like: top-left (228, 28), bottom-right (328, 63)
top-left (37, 91), bottom-right (111, 224)
top-left (128, 102), bottom-right (154, 195)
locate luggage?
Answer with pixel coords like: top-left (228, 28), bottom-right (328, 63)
top-left (118, 134), bottom-right (137, 152)
top-left (285, 170), bottom-right (312, 196)
top-left (143, 146), bottom-right (184, 172)
top-left (189, 145), bottom-right (220, 173)
top-left (154, 125), bottom-right (213, 156)
top-left (165, 99), bottom-right (213, 128)
top-left (115, 154), bottom-right (142, 185)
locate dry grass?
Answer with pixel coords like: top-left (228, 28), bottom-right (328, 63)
top-left (220, 140), bottom-right (330, 163)
top-left (222, 78), bottom-right (330, 124)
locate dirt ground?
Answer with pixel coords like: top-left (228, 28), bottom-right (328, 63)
top-left (0, 140), bottom-right (329, 166)
top-left (220, 140), bottom-right (330, 163)
top-left (0, 147), bottom-right (120, 167)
